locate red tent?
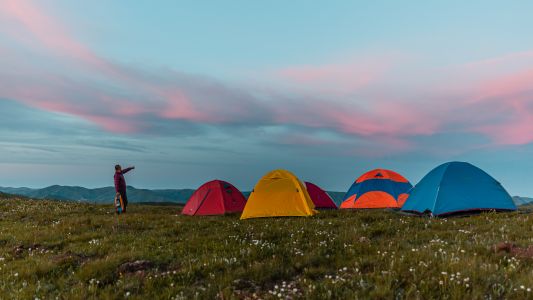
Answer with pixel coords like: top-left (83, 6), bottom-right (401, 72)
top-left (182, 180), bottom-right (247, 216)
top-left (305, 182), bottom-right (337, 209)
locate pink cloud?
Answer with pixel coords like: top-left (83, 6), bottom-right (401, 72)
top-left (458, 52), bottom-right (533, 145)
top-left (463, 51), bottom-right (533, 71)
top-left (154, 89), bottom-right (207, 121)
top-left (0, 0), bottom-right (212, 133)
top-left (3, 0), bottom-right (533, 154)
top-left (0, 79), bottom-right (140, 133)
top-left (475, 68), bottom-right (533, 101)
top-left (0, 0), bottom-right (107, 69)
top-left (84, 115), bottom-right (139, 134)
top-left (466, 95), bottom-right (533, 145)
top-left (474, 119), bottom-right (533, 145)
top-left (321, 104), bottom-right (436, 150)
top-left (277, 54), bottom-right (398, 95)
top-left (275, 50), bottom-right (533, 147)
top-left (0, 0), bottom-right (433, 151)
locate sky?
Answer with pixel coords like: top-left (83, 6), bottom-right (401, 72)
top-left (1, 0), bottom-right (533, 196)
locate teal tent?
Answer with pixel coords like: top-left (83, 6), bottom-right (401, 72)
top-left (401, 162), bottom-right (516, 216)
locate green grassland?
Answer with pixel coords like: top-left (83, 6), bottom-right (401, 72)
top-left (0, 194), bottom-right (532, 299)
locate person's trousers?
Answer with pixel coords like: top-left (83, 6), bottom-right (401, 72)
top-left (120, 192), bottom-right (128, 208)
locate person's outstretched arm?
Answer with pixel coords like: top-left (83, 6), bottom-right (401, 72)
top-left (121, 166), bottom-right (135, 174)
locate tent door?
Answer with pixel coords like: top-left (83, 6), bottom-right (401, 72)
top-left (192, 189), bottom-right (211, 215)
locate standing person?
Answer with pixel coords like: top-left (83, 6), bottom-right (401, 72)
top-left (114, 165), bottom-right (135, 212)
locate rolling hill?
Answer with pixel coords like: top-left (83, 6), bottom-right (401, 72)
top-left (0, 185), bottom-right (348, 206)
top-left (1, 186), bottom-right (531, 207)
top-left (513, 196), bottom-right (533, 206)
top-left (0, 185), bottom-right (194, 204)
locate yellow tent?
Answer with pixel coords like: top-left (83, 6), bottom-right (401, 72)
top-left (240, 169), bottom-right (318, 219)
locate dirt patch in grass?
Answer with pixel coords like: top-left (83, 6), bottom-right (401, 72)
top-left (12, 243), bottom-right (51, 258)
top-left (232, 278), bottom-right (260, 297)
top-left (117, 260), bottom-right (155, 274)
top-left (52, 251), bottom-right (90, 265)
top-left (494, 242), bottom-right (533, 259)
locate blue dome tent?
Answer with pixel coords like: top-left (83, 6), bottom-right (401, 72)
top-left (401, 162), bottom-right (516, 216)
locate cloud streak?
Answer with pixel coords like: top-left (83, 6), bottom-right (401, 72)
top-left (1, 0), bottom-right (533, 157)
top-left (0, 0), bottom-right (410, 148)
top-left (277, 54), bottom-right (396, 95)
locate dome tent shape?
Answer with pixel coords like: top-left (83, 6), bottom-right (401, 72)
top-left (182, 180), bottom-right (246, 216)
top-left (401, 162), bottom-right (516, 216)
top-left (305, 182), bottom-right (337, 209)
top-left (340, 169), bottom-right (412, 209)
top-left (240, 170), bottom-right (318, 219)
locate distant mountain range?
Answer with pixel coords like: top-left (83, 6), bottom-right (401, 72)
top-left (0, 185), bottom-right (530, 207)
top-left (0, 186), bottom-right (347, 205)
top-left (0, 185), bottom-right (194, 204)
top-left (512, 196), bottom-right (533, 207)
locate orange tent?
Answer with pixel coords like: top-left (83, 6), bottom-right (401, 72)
top-left (240, 170), bottom-right (317, 219)
top-left (340, 169), bottom-right (412, 209)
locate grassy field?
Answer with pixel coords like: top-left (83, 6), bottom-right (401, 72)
top-left (0, 194), bottom-right (532, 299)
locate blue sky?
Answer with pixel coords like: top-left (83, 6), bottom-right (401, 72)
top-left (1, 0), bottom-right (533, 196)
top-left (59, 1), bottom-right (533, 69)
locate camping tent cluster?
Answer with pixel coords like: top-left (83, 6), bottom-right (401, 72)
top-left (181, 161), bottom-right (517, 218)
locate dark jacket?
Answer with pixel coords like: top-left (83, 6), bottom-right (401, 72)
top-left (114, 167), bottom-right (134, 194)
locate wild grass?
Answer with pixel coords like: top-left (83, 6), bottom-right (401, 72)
top-left (0, 196), bottom-right (532, 299)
